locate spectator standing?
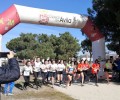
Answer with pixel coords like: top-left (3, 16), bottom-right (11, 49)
top-left (4, 82), bottom-right (15, 96)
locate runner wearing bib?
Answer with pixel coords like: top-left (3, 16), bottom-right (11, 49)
top-left (77, 60), bottom-right (85, 86)
top-left (103, 59), bottom-right (112, 83)
top-left (41, 60), bottom-right (48, 84)
top-left (57, 60), bottom-right (65, 85)
top-left (33, 57), bottom-right (42, 89)
top-left (49, 60), bottom-right (57, 88)
top-left (22, 61), bottom-right (33, 89)
top-left (66, 62), bottom-right (74, 87)
top-left (47, 60), bottom-right (52, 82)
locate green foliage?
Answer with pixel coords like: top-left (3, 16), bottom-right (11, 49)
top-left (6, 32), bottom-right (80, 60)
top-left (88, 0), bottom-right (120, 55)
top-left (81, 38), bottom-right (92, 53)
top-left (56, 32), bottom-right (80, 60)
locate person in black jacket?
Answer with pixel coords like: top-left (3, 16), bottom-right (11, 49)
top-left (0, 51), bottom-right (20, 84)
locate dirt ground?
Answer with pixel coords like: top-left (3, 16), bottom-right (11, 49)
top-left (54, 80), bottom-right (120, 100)
top-left (0, 76), bottom-right (75, 100)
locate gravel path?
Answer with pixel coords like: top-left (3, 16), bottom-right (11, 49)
top-left (54, 82), bottom-right (120, 100)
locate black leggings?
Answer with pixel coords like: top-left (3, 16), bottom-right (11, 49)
top-left (23, 76), bottom-right (30, 88)
top-left (84, 69), bottom-right (92, 81)
top-left (92, 73), bottom-right (98, 83)
top-left (42, 72), bottom-right (48, 83)
top-left (33, 72), bottom-right (39, 87)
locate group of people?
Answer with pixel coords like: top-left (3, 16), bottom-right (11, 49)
top-left (22, 58), bottom-right (65, 89)
top-left (3, 56), bottom-right (120, 96)
top-left (20, 56), bottom-right (120, 90)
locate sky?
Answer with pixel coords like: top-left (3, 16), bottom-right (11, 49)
top-left (0, 0), bottom-right (92, 54)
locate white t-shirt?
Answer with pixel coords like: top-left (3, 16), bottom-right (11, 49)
top-left (23, 65), bottom-right (33, 76)
top-left (49, 64), bottom-right (57, 72)
top-left (47, 64), bottom-right (52, 72)
top-left (57, 64), bottom-right (65, 71)
top-left (33, 62), bottom-right (41, 72)
top-left (41, 64), bottom-right (48, 72)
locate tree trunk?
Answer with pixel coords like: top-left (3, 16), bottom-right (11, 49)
top-left (89, 52), bottom-right (92, 62)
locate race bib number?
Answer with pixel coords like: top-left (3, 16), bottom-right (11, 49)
top-left (24, 71), bottom-right (30, 76)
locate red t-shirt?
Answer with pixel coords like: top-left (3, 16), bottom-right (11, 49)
top-left (77, 63), bottom-right (85, 71)
top-left (84, 63), bottom-right (90, 69)
top-left (91, 63), bottom-right (100, 74)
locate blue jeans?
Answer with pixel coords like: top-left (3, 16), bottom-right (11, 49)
top-left (4, 82), bottom-right (15, 94)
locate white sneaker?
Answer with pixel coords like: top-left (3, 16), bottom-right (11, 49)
top-left (8, 93), bottom-right (14, 96)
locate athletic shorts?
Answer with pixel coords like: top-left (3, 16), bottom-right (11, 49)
top-left (49, 72), bottom-right (56, 77)
top-left (67, 73), bottom-right (73, 76)
top-left (104, 68), bottom-right (110, 72)
top-left (57, 71), bottom-right (63, 74)
top-left (76, 70), bottom-right (83, 74)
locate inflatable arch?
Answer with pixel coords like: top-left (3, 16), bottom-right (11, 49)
top-left (0, 4), bottom-right (105, 77)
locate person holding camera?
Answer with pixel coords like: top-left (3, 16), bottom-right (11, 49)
top-left (4, 81), bottom-right (15, 96)
top-left (0, 51), bottom-right (20, 84)
top-left (0, 51), bottom-right (20, 96)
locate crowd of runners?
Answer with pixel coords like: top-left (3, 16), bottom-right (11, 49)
top-left (20, 56), bottom-right (120, 89)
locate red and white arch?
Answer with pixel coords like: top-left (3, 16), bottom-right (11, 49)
top-left (0, 4), bottom-right (105, 77)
